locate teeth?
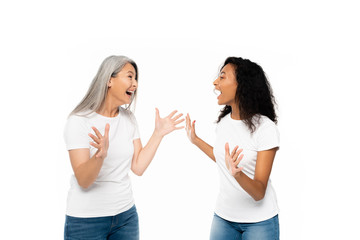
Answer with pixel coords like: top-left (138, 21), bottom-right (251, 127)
top-left (213, 89), bottom-right (221, 96)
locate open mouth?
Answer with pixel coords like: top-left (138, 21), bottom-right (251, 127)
top-left (213, 89), bottom-right (221, 96)
top-left (126, 90), bottom-right (134, 97)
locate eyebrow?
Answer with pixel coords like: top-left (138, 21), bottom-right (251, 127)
top-left (127, 71), bottom-right (135, 75)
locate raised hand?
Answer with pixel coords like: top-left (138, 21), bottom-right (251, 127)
top-left (154, 108), bottom-right (184, 137)
top-left (185, 113), bottom-right (198, 144)
top-left (88, 123), bottom-right (110, 159)
top-left (225, 142), bottom-right (244, 177)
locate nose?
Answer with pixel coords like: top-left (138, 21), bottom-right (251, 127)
top-left (132, 79), bottom-right (138, 89)
top-left (213, 77), bottom-right (219, 86)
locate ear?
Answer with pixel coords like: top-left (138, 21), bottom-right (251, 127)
top-left (107, 78), bottom-right (112, 88)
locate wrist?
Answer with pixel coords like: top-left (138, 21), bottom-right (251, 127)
top-left (233, 171), bottom-right (242, 179)
top-left (153, 129), bottom-right (164, 139)
top-left (192, 136), bottom-right (200, 146)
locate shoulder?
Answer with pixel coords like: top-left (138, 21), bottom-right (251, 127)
top-left (253, 115), bottom-right (279, 139)
top-left (253, 115), bottom-right (280, 150)
top-left (67, 114), bottom-right (86, 124)
top-left (64, 114), bottom-right (92, 143)
top-left (67, 113), bottom-right (90, 125)
top-left (254, 115), bottom-right (276, 128)
top-left (65, 113), bottom-right (92, 132)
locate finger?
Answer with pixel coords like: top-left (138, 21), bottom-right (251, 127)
top-left (155, 108), bottom-right (160, 121)
top-left (88, 133), bottom-right (100, 144)
top-left (230, 146), bottom-right (239, 158)
top-left (187, 115), bottom-right (193, 132)
top-left (187, 113), bottom-right (192, 125)
top-left (90, 141), bottom-right (101, 149)
top-left (96, 150), bottom-right (104, 158)
top-left (104, 123), bottom-right (110, 138)
top-left (185, 114), bottom-right (189, 129)
top-left (172, 113), bottom-right (183, 121)
top-left (167, 110), bottom-right (178, 118)
top-left (92, 126), bottom-right (103, 139)
top-left (233, 149), bottom-right (243, 162)
top-left (191, 120), bottom-right (196, 132)
top-left (234, 154), bottom-right (244, 166)
top-left (175, 126), bottom-right (185, 130)
top-left (225, 142), bottom-right (230, 155)
top-left (174, 118), bottom-right (185, 125)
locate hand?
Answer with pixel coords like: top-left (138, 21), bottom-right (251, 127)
top-left (88, 124), bottom-right (110, 159)
top-left (154, 108), bottom-right (184, 137)
top-left (185, 113), bottom-right (198, 144)
top-left (225, 142), bottom-right (244, 177)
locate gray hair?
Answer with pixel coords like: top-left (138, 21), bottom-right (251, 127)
top-left (70, 55), bottom-right (138, 116)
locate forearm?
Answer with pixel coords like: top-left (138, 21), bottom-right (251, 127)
top-left (132, 131), bottom-right (163, 176)
top-left (74, 155), bottom-right (104, 189)
top-left (234, 172), bottom-right (267, 201)
top-left (193, 137), bottom-right (215, 162)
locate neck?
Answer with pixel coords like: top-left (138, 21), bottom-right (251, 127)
top-left (97, 97), bottom-right (121, 117)
top-left (230, 103), bottom-right (241, 120)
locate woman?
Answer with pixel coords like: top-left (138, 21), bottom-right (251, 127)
top-left (63, 55), bottom-right (184, 239)
top-left (186, 57), bottom-right (280, 239)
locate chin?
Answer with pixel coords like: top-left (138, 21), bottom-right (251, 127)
top-left (123, 97), bottom-right (132, 105)
top-left (119, 99), bottom-right (131, 106)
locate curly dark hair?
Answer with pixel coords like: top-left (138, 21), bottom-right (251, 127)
top-left (217, 57), bottom-right (277, 132)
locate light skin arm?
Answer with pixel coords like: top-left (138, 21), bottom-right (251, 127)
top-left (131, 108), bottom-right (184, 176)
top-left (225, 143), bottom-right (278, 201)
top-left (185, 114), bottom-right (215, 162)
top-left (68, 124), bottom-right (110, 189)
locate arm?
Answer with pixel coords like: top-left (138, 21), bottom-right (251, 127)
top-left (131, 108), bottom-right (184, 176)
top-left (226, 144), bottom-right (278, 201)
top-left (68, 124), bottom-right (110, 189)
top-left (185, 113), bottom-right (215, 162)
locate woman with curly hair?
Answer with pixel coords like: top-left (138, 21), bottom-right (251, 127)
top-left (186, 57), bottom-right (280, 239)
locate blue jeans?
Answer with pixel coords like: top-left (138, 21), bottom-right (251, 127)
top-left (210, 213), bottom-right (279, 240)
top-left (64, 205), bottom-right (139, 240)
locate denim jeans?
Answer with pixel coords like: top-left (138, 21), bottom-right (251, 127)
top-left (64, 205), bottom-right (139, 240)
top-left (210, 213), bottom-right (279, 240)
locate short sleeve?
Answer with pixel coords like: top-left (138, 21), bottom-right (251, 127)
top-left (129, 112), bottom-right (140, 140)
top-left (255, 121), bottom-right (280, 151)
top-left (64, 115), bottom-right (91, 150)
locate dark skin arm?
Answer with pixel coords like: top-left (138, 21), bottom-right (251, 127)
top-left (226, 145), bottom-right (278, 201)
top-left (185, 114), bottom-right (215, 162)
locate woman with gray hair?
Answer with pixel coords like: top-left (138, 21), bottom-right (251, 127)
top-left (63, 55), bottom-right (184, 239)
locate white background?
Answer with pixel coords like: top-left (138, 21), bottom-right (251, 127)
top-left (1, 0), bottom-right (359, 239)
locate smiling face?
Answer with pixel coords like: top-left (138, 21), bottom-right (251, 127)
top-left (107, 63), bottom-right (138, 105)
top-left (213, 63), bottom-right (238, 106)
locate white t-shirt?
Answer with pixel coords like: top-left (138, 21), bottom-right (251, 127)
top-left (213, 113), bottom-right (280, 223)
top-left (63, 107), bottom-right (140, 217)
